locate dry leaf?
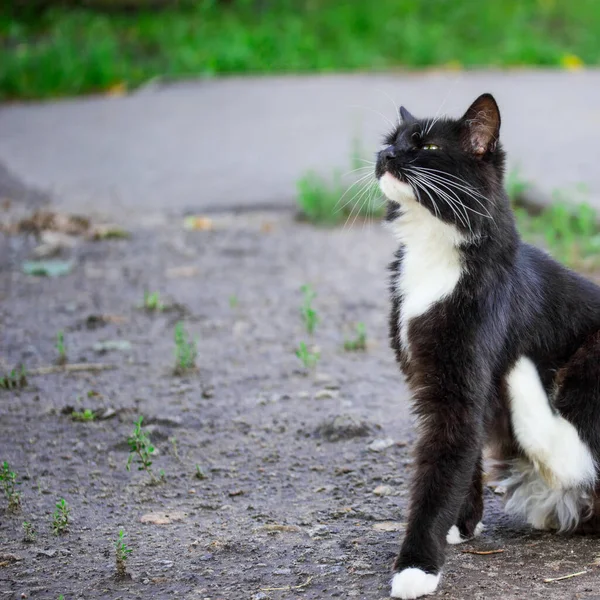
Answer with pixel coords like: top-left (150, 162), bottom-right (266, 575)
top-left (183, 216), bottom-right (213, 231)
top-left (373, 521), bottom-right (405, 532)
top-left (560, 54), bottom-right (584, 71)
top-left (166, 265), bottom-right (199, 278)
top-left (106, 82), bottom-right (127, 97)
top-left (140, 511), bottom-right (186, 525)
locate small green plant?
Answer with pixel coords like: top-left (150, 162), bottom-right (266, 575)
top-left (115, 529), bottom-right (132, 578)
top-left (173, 321), bottom-right (197, 375)
top-left (195, 464), bottom-right (207, 480)
top-left (0, 366), bottom-right (27, 390)
top-left (71, 409), bottom-right (96, 422)
top-left (300, 285), bottom-right (319, 335)
top-left (143, 291), bottom-right (165, 312)
top-left (297, 171), bottom-right (345, 225)
top-left (56, 330), bottom-right (67, 365)
top-left (295, 342), bottom-right (320, 369)
top-left (506, 166), bottom-right (530, 205)
top-left (516, 197), bottom-right (600, 270)
top-left (23, 521), bottom-right (36, 542)
top-left (0, 461), bottom-right (21, 512)
top-left (52, 498), bottom-right (70, 535)
top-left (229, 294), bottom-right (239, 308)
top-left (126, 416), bottom-right (159, 484)
top-left (344, 322), bottom-right (368, 351)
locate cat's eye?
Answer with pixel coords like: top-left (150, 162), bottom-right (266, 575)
top-left (422, 144), bottom-right (440, 151)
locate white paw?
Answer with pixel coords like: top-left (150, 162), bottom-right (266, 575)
top-left (390, 568), bottom-right (441, 599)
top-left (446, 522), bottom-right (484, 545)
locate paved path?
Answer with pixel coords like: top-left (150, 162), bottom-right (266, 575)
top-left (1, 70), bottom-right (600, 220)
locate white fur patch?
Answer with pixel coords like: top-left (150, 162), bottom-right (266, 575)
top-left (500, 459), bottom-right (593, 531)
top-left (390, 568), bottom-right (441, 599)
top-left (380, 173), bottom-right (465, 353)
top-left (445, 521), bottom-right (483, 545)
top-left (507, 357), bottom-right (596, 490)
top-left (445, 525), bottom-right (463, 545)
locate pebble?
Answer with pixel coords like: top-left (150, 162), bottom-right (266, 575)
top-left (367, 437), bottom-right (395, 452)
top-left (315, 414), bottom-right (373, 442)
top-left (314, 389), bottom-right (339, 400)
top-left (373, 484), bottom-right (394, 496)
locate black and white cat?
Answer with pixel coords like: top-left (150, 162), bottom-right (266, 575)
top-left (376, 94), bottom-right (600, 599)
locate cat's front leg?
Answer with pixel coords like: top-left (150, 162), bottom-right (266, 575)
top-left (391, 388), bottom-right (485, 599)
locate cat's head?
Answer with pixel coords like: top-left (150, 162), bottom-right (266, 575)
top-left (375, 93), bottom-right (506, 236)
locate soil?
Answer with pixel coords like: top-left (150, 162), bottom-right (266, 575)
top-left (1, 174), bottom-right (600, 600)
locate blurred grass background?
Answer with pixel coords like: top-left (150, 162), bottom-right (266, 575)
top-left (1, 0), bottom-right (599, 99)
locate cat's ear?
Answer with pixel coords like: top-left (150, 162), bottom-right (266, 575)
top-left (460, 93), bottom-right (501, 156)
top-left (399, 106), bottom-right (416, 124)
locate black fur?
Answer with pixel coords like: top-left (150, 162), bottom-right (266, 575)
top-left (377, 94), bottom-right (600, 583)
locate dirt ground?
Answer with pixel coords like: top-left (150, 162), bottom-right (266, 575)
top-left (1, 173), bottom-right (600, 600)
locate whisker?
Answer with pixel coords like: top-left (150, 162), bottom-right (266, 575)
top-left (406, 168), bottom-right (494, 218)
top-left (348, 104), bottom-right (396, 130)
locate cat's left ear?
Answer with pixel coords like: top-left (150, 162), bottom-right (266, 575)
top-left (460, 93), bottom-right (501, 156)
top-left (399, 106), bottom-right (416, 124)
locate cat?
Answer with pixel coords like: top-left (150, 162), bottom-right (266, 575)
top-left (376, 93), bottom-right (600, 599)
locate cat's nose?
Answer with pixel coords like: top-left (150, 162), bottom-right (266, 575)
top-left (380, 145), bottom-right (397, 162)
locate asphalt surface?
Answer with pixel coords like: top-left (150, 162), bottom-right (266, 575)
top-left (1, 70), bottom-right (600, 221)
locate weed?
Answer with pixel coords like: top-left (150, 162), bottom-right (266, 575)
top-left (169, 436), bottom-right (180, 461)
top-left (115, 529), bottom-right (132, 578)
top-left (56, 330), bottom-right (67, 365)
top-left (143, 291), bottom-right (165, 312)
top-left (71, 409), bottom-right (96, 422)
top-left (344, 322), bottom-right (368, 351)
top-left (516, 197), bottom-right (600, 270)
top-left (297, 171), bottom-right (345, 225)
top-left (195, 464), bottom-right (207, 480)
top-left (0, 461), bottom-right (21, 512)
top-left (173, 321), bottom-right (197, 375)
top-left (4, 3), bottom-right (600, 100)
top-left (126, 416), bottom-right (159, 484)
top-left (229, 295), bottom-right (239, 308)
top-left (23, 521), bottom-right (36, 542)
top-left (506, 167), bottom-right (530, 205)
top-left (295, 342), bottom-right (320, 369)
top-left (300, 285), bottom-right (319, 335)
top-left (52, 498), bottom-right (70, 535)
top-left (0, 366), bottom-right (27, 390)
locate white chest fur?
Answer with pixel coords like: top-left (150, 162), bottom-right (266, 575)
top-left (380, 173), bottom-right (465, 352)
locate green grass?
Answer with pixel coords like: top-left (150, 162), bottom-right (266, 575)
top-left (2, 1), bottom-right (600, 99)
top-left (344, 322), bottom-right (367, 352)
top-left (0, 461), bottom-right (21, 513)
top-left (0, 366), bottom-right (27, 390)
top-left (516, 199), bottom-right (600, 270)
top-left (126, 415), bottom-right (160, 484)
top-left (295, 341), bottom-right (319, 369)
top-left (115, 529), bottom-right (132, 578)
top-left (173, 321), bottom-right (197, 375)
top-left (52, 498), bottom-right (70, 535)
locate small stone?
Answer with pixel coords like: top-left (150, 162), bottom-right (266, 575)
top-left (252, 593), bottom-right (268, 600)
top-left (367, 437), bottom-right (395, 452)
top-left (297, 391), bottom-right (310, 399)
top-left (373, 484), bottom-right (394, 497)
top-left (272, 567), bottom-right (292, 575)
top-left (314, 389), bottom-right (339, 400)
top-left (308, 525), bottom-right (330, 538)
top-left (140, 511), bottom-right (187, 525)
top-left (34, 549), bottom-right (56, 558)
top-left (373, 521), bottom-right (406, 532)
top-left (315, 414), bottom-right (373, 442)
top-left (92, 340), bottom-right (132, 353)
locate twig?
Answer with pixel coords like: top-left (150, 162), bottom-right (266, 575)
top-left (261, 575), bottom-right (314, 592)
top-left (544, 570), bottom-right (588, 583)
top-left (28, 363), bottom-right (116, 376)
top-left (462, 549), bottom-right (505, 555)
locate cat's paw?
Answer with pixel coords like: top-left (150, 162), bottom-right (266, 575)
top-left (390, 568), bottom-right (441, 599)
top-left (446, 521), bottom-right (484, 545)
